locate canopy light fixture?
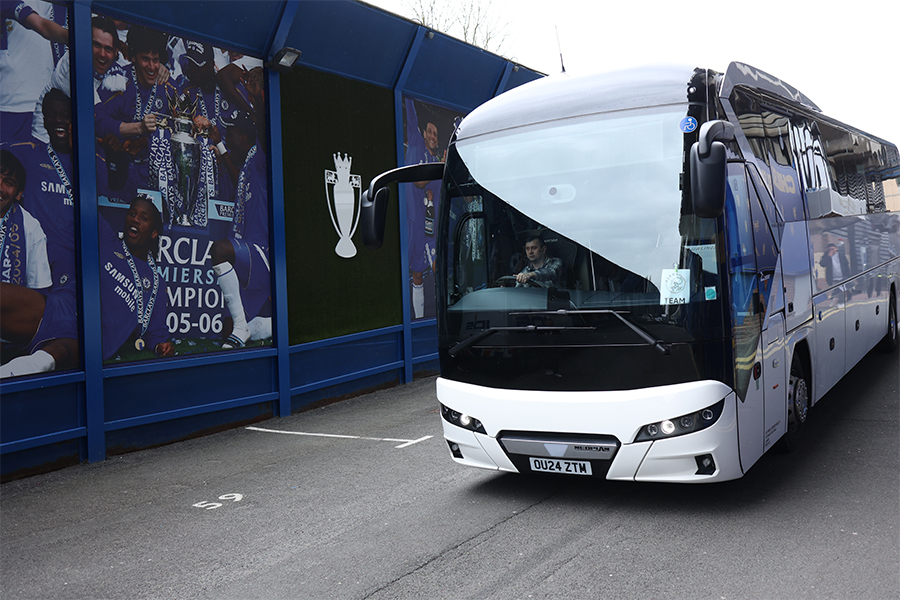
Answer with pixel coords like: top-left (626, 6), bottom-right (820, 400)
top-left (266, 47), bottom-right (301, 72)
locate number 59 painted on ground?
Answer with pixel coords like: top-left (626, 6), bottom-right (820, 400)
top-left (193, 493), bottom-right (243, 510)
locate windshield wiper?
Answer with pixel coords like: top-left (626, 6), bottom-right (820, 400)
top-left (448, 325), bottom-right (595, 358)
top-left (514, 309), bottom-right (672, 355)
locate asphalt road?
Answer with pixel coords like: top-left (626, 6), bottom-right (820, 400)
top-left (1, 348), bottom-right (897, 600)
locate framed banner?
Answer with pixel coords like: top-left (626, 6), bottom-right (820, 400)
top-left (1, 0), bottom-right (76, 379)
top-left (92, 16), bottom-right (272, 363)
top-left (401, 96), bottom-right (465, 320)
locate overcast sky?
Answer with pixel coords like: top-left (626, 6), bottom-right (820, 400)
top-left (365, 0), bottom-right (899, 145)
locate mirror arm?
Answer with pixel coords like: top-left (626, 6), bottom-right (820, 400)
top-left (360, 162), bottom-right (445, 250)
top-left (362, 163), bottom-right (445, 204)
top-left (697, 120), bottom-right (735, 158)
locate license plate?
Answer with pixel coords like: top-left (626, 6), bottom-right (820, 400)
top-left (529, 457), bottom-right (592, 476)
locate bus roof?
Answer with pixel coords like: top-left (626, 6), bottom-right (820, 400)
top-left (454, 64), bottom-right (706, 142)
top-left (453, 62), bottom-right (829, 143)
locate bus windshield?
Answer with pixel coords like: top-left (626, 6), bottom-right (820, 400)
top-left (439, 105), bottom-right (728, 391)
top-left (444, 105), bottom-right (721, 314)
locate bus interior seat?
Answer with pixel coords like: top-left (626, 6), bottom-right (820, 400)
top-left (543, 235), bottom-right (577, 288)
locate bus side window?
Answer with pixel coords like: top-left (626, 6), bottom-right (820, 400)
top-left (817, 120), bottom-right (874, 216)
top-left (792, 118), bottom-right (832, 218)
top-left (731, 89), bottom-right (803, 221)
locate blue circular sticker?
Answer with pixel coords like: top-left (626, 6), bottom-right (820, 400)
top-left (680, 117), bottom-right (698, 133)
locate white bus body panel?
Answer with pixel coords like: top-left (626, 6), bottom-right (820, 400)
top-left (437, 377), bottom-right (744, 483)
top-left (812, 289), bottom-right (846, 402)
top-left (846, 268), bottom-right (886, 369)
top-left (736, 336), bottom-right (766, 469)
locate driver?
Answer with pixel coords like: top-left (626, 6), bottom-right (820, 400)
top-left (516, 235), bottom-right (563, 288)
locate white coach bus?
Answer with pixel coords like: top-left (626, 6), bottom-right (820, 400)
top-left (362, 63), bottom-right (899, 482)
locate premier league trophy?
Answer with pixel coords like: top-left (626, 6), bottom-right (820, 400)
top-left (156, 90), bottom-right (207, 227)
top-left (325, 152), bottom-right (361, 258)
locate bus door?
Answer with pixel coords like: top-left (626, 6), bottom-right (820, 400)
top-left (729, 162), bottom-right (789, 468)
top-left (726, 165), bottom-right (765, 470)
top-left (748, 163), bottom-right (788, 454)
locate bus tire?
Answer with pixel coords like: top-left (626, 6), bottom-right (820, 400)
top-left (877, 291), bottom-right (897, 353)
top-left (778, 355), bottom-right (810, 453)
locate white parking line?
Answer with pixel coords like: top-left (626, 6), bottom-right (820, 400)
top-left (395, 436), bottom-right (433, 449)
top-left (245, 426), bottom-right (433, 448)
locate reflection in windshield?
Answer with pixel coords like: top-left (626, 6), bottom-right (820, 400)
top-left (458, 107), bottom-right (688, 280)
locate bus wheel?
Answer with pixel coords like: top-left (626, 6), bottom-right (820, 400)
top-left (778, 356), bottom-right (809, 453)
top-left (878, 292), bottom-right (897, 353)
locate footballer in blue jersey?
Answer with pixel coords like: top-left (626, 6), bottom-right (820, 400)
top-left (175, 40), bottom-right (228, 134)
top-left (0, 151), bottom-right (51, 291)
top-left (0, 88), bottom-right (80, 377)
top-left (99, 197), bottom-right (173, 361)
top-left (7, 89), bottom-right (76, 291)
top-left (94, 25), bottom-right (175, 200)
top-left (403, 97), bottom-right (443, 319)
top-left (209, 108), bottom-right (270, 349)
top-left (171, 39), bottom-right (228, 214)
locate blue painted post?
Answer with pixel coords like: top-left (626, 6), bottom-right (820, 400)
top-left (265, 0), bottom-right (299, 417)
top-left (266, 70), bottom-right (292, 417)
top-left (393, 27), bottom-right (427, 384)
top-left (71, 0), bottom-right (105, 462)
top-left (267, 0), bottom-right (298, 59)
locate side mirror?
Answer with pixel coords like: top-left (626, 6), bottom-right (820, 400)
top-left (360, 162), bottom-right (445, 249)
top-left (690, 120), bottom-right (735, 219)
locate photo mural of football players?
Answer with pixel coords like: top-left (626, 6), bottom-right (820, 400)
top-left (0, 0), bottom-right (78, 379)
top-left (93, 16), bottom-right (272, 364)
top-left (402, 97), bottom-right (463, 320)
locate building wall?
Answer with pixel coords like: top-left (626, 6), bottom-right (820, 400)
top-left (281, 67), bottom-right (401, 344)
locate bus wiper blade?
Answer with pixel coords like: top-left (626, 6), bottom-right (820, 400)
top-left (517, 309), bottom-right (672, 355)
top-left (448, 325), bottom-right (595, 358)
top-left (597, 310), bottom-right (671, 355)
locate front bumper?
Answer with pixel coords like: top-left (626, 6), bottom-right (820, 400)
top-left (438, 378), bottom-right (743, 483)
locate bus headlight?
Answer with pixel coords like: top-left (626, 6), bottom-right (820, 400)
top-left (440, 404), bottom-right (486, 434)
top-left (635, 399), bottom-right (725, 442)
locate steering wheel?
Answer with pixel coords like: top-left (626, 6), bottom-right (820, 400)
top-left (492, 275), bottom-right (546, 288)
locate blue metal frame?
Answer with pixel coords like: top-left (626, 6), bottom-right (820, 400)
top-left (393, 26), bottom-right (427, 383)
top-left (266, 0), bottom-right (298, 64)
top-left (71, 0), bottom-right (104, 461)
top-left (266, 66), bottom-right (292, 418)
